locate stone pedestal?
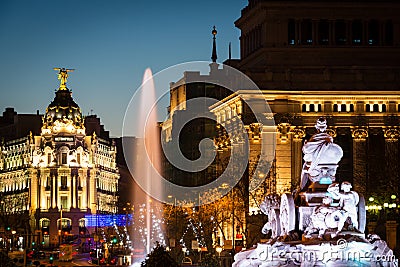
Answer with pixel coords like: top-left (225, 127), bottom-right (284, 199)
top-left (385, 220), bottom-right (398, 250)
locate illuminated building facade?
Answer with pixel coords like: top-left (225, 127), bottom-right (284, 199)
top-left (220, 0), bottom-right (400, 213)
top-left (162, 0), bottom-right (400, 248)
top-left (0, 68), bottom-right (119, 247)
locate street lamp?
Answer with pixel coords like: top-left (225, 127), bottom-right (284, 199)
top-left (197, 247), bottom-right (202, 263)
top-left (216, 246), bottom-right (223, 266)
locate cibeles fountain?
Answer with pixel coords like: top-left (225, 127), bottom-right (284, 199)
top-left (234, 118), bottom-right (398, 267)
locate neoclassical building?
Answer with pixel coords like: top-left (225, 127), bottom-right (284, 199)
top-left (0, 68), bottom-right (119, 247)
top-left (223, 0), bottom-right (400, 210)
top-left (162, 0), bottom-right (400, 248)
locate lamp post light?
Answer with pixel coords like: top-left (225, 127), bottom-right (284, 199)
top-left (216, 246), bottom-right (223, 266)
top-left (59, 205), bottom-right (63, 247)
top-left (11, 230), bottom-right (16, 251)
top-left (197, 247), bottom-right (202, 263)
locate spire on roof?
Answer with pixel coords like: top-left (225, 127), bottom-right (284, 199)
top-left (211, 26), bottom-right (218, 63)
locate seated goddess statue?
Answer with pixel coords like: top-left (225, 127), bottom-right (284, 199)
top-left (300, 117), bottom-right (343, 190)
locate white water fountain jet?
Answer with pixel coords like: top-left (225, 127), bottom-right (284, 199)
top-left (132, 68), bottom-right (165, 260)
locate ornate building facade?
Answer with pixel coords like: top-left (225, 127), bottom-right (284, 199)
top-left (0, 68), bottom-right (119, 247)
top-left (162, 0), bottom-right (400, 248)
top-left (222, 0), bottom-right (400, 212)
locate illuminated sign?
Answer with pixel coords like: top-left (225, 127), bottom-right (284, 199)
top-left (54, 136), bottom-right (74, 142)
top-left (85, 214), bottom-right (133, 227)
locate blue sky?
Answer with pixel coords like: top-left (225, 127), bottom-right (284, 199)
top-left (0, 0), bottom-right (246, 137)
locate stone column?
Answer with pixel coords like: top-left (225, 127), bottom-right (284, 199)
top-left (329, 20), bottom-right (335, 45)
top-left (52, 174), bottom-right (56, 208)
top-left (385, 220), bottom-right (398, 250)
top-left (363, 21), bottom-right (368, 45)
top-left (295, 20), bottom-right (300, 45)
top-left (351, 127), bottom-right (368, 196)
top-left (71, 172), bottom-right (74, 208)
top-left (276, 123), bottom-right (293, 194)
top-left (384, 128), bottom-right (400, 194)
top-left (291, 127), bottom-right (305, 191)
top-left (312, 19), bottom-right (318, 45)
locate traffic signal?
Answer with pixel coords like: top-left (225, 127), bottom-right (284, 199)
top-left (32, 242), bottom-right (36, 246)
top-left (112, 237), bottom-right (117, 244)
top-left (49, 255), bottom-right (53, 264)
top-left (6, 226), bottom-right (10, 231)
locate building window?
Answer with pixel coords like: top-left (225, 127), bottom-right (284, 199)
top-left (366, 104), bottom-right (370, 112)
top-left (47, 153), bottom-right (51, 165)
top-left (333, 104), bottom-right (338, 112)
top-left (349, 104), bottom-right (354, 112)
top-left (61, 176), bottom-right (67, 190)
top-left (318, 104), bottom-right (322, 112)
top-left (398, 104), bottom-right (400, 112)
top-left (368, 20), bottom-right (379, 45)
top-left (302, 104), bottom-right (307, 112)
top-left (382, 104), bottom-right (386, 112)
top-left (79, 218), bottom-right (85, 227)
top-left (61, 196), bottom-right (68, 210)
top-left (47, 197), bottom-right (50, 209)
top-left (301, 19), bottom-right (313, 45)
top-left (352, 20), bottom-right (363, 45)
top-left (385, 20), bottom-right (393, 45)
top-left (341, 104), bottom-right (347, 112)
top-left (40, 219), bottom-right (50, 228)
top-left (61, 153), bottom-right (67, 165)
top-left (373, 104), bottom-right (379, 112)
top-left (288, 19), bottom-right (296, 45)
top-left (78, 196), bottom-right (81, 209)
top-left (58, 218), bottom-right (71, 229)
top-left (335, 20), bottom-right (347, 45)
top-left (318, 20), bottom-right (329, 45)
top-left (77, 153), bottom-right (81, 164)
top-left (309, 104), bottom-right (315, 112)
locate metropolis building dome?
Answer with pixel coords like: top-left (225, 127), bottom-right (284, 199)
top-left (0, 68), bottom-right (119, 247)
top-left (42, 68), bottom-right (85, 137)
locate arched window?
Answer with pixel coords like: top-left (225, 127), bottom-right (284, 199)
top-left (349, 104), bottom-right (354, 112)
top-left (341, 104), bottom-right (347, 112)
top-left (302, 104), bottom-right (307, 112)
top-left (366, 104), bottom-right (370, 112)
top-left (333, 104), bottom-right (338, 112)
top-left (40, 218), bottom-right (50, 228)
top-left (58, 218), bottom-right (72, 229)
top-left (318, 104), bottom-right (322, 112)
top-left (373, 104), bottom-right (379, 112)
top-left (382, 104), bottom-right (386, 112)
top-left (309, 104), bottom-right (315, 112)
top-left (79, 218), bottom-right (86, 227)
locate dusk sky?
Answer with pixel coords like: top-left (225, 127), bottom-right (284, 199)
top-left (0, 0), bottom-right (246, 137)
